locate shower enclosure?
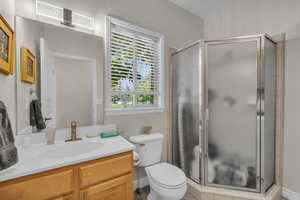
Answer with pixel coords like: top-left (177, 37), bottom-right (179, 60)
top-left (172, 34), bottom-right (276, 193)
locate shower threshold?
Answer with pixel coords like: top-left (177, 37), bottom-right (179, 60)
top-left (187, 178), bottom-right (282, 200)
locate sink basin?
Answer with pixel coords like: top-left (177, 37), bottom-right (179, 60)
top-left (41, 140), bottom-right (103, 159)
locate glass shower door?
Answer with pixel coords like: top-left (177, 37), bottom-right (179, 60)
top-left (172, 43), bottom-right (201, 182)
top-left (261, 38), bottom-right (276, 192)
top-left (204, 39), bottom-right (260, 191)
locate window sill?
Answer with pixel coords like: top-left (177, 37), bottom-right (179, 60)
top-left (105, 107), bottom-right (165, 116)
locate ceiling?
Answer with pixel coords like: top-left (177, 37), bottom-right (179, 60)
top-left (169, 0), bottom-right (235, 18)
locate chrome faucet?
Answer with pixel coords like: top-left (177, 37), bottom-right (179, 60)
top-left (65, 121), bottom-right (82, 142)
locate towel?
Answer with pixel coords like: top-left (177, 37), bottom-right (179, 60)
top-left (0, 101), bottom-right (14, 147)
top-left (0, 100), bottom-right (18, 170)
top-left (30, 100), bottom-right (46, 130)
top-left (100, 131), bottom-right (120, 138)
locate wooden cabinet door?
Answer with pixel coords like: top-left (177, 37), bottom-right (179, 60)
top-left (0, 170), bottom-right (73, 200)
top-left (79, 152), bottom-right (132, 188)
top-left (80, 174), bottom-right (133, 200)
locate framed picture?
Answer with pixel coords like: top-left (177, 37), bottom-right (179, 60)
top-left (0, 15), bottom-right (14, 75)
top-left (21, 47), bottom-right (36, 84)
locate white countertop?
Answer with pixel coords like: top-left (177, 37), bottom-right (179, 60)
top-left (0, 136), bottom-right (135, 182)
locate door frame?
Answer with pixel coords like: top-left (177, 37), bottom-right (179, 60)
top-left (260, 35), bottom-right (278, 192)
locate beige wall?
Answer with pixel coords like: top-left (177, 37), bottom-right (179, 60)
top-left (14, 0), bottom-right (204, 147)
top-left (13, 0), bottom-right (204, 182)
top-left (203, 0), bottom-right (300, 194)
top-left (0, 0), bottom-right (16, 133)
top-left (16, 0), bottom-right (203, 49)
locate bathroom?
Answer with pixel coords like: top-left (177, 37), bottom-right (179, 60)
top-left (0, 0), bottom-right (298, 199)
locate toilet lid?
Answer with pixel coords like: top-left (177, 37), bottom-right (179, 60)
top-left (147, 163), bottom-right (186, 188)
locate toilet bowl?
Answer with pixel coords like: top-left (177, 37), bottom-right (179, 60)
top-left (146, 163), bottom-right (187, 200)
top-left (129, 133), bottom-right (187, 200)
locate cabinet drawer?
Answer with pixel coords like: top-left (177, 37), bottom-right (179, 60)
top-left (0, 170), bottom-right (73, 200)
top-left (80, 174), bottom-right (133, 200)
top-left (79, 152), bottom-right (132, 188)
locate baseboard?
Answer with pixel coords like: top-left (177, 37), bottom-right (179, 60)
top-left (134, 177), bottom-right (149, 190)
top-left (282, 187), bottom-right (300, 200)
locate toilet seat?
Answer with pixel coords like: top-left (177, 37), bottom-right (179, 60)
top-left (146, 163), bottom-right (186, 189)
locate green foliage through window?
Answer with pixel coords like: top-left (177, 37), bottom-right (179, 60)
top-left (109, 26), bottom-right (160, 108)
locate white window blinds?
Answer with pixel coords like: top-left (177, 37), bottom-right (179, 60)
top-left (107, 19), bottom-right (163, 109)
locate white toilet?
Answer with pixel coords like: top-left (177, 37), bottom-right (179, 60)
top-left (130, 133), bottom-right (187, 200)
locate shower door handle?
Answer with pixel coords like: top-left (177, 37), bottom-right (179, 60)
top-left (199, 126), bottom-right (203, 159)
top-left (205, 108), bottom-right (209, 121)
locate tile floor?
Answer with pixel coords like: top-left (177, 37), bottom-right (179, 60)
top-left (134, 186), bottom-right (286, 200)
top-left (134, 186), bottom-right (198, 200)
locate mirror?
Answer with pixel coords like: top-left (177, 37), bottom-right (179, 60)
top-left (15, 16), bottom-right (104, 134)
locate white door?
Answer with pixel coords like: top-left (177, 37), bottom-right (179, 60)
top-left (40, 38), bottom-right (56, 128)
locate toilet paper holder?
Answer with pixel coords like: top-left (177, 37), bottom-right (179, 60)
top-left (133, 151), bottom-right (141, 166)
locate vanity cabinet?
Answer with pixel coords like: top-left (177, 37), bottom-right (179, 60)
top-left (80, 174), bottom-right (133, 200)
top-left (0, 169), bottom-right (74, 200)
top-left (79, 152), bottom-right (132, 188)
top-left (0, 151), bottom-right (133, 200)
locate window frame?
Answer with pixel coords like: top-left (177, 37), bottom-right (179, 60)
top-left (105, 16), bottom-right (165, 116)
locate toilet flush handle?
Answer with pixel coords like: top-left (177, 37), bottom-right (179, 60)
top-left (131, 141), bottom-right (146, 146)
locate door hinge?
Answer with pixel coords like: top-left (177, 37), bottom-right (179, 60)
top-left (256, 176), bottom-right (265, 186)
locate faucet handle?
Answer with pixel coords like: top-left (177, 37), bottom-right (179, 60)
top-left (65, 121), bottom-right (81, 142)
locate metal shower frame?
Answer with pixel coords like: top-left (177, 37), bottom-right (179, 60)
top-left (172, 34), bottom-right (277, 193)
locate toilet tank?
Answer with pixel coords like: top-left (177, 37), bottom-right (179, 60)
top-left (129, 133), bottom-right (163, 167)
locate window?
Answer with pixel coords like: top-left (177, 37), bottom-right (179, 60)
top-left (105, 17), bottom-right (164, 115)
